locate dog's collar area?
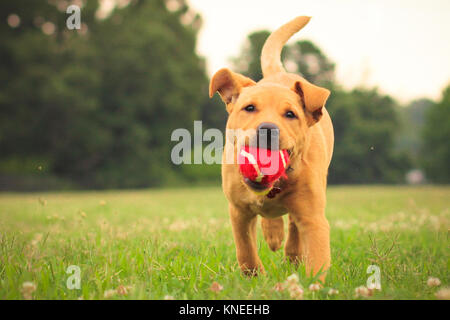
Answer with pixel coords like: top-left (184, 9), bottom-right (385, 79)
top-left (266, 166), bottom-right (293, 199)
top-left (244, 178), bottom-right (269, 191)
top-left (266, 187), bottom-right (282, 199)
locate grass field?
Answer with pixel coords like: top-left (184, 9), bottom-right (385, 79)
top-left (0, 186), bottom-right (448, 300)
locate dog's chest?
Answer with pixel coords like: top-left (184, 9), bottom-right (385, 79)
top-left (247, 197), bottom-right (288, 218)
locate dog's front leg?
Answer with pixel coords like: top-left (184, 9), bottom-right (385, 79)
top-left (229, 204), bottom-right (264, 276)
top-left (289, 192), bottom-right (330, 282)
top-left (284, 214), bottom-right (301, 263)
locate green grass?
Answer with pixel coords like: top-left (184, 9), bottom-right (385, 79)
top-left (0, 186), bottom-right (448, 300)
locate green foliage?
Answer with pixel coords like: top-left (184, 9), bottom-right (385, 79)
top-left (327, 86), bottom-right (411, 184)
top-left (231, 31), bottom-right (334, 85)
top-left (421, 85), bottom-right (450, 183)
top-left (231, 30), bottom-right (271, 81)
top-left (396, 98), bottom-right (433, 164)
top-left (0, 3), bottom-right (446, 189)
top-left (232, 31), bottom-right (410, 184)
top-left (0, 0), bottom-right (210, 189)
top-left (284, 40), bottom-right (335, 86)
top-left (200, 94), bottom-right (227, 131)
top-left (179, 162), bottom-right (221, 185)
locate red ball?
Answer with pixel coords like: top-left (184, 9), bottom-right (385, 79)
top-left (238, 146), bottom-right (290, 187)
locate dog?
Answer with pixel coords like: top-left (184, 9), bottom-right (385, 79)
top-left (209, 16), bottom-right (333, 282)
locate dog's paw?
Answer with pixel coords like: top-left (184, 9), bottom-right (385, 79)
top-left (284, 252), bottom-right (302, 265)
top-left (265, 233), bottom-right (284, 252)
top-left (261, 217), bottom-right (284, 252)
top-left (240, 264), bottom-right (265, 277)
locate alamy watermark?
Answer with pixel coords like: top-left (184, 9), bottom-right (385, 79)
top-left (366, 265), bottom-right (381, 290)
top-left (170, 121), bottom-right (282, 174)
top-left (66, 5), bottom-right (81, 30)
top-left (66, 265), bottom-right (81, 290)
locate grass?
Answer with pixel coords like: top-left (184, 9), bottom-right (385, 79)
top-left (0, 185), bottom-right (448, 300)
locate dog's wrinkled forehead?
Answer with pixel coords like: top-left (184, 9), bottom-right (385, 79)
top-left (236, 84), bottom-right (302, 110)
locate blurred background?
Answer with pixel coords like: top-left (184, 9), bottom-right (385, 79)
top-left (0, 0), bottom-right (449, 191)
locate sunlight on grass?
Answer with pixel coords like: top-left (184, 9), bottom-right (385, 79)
top-left (0, 186), bottom-right (448, 299)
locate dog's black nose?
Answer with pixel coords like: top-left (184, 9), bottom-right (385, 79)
top-left (257, 122), bottom-right (279, 150)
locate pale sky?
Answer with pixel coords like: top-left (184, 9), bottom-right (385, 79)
top-left (188, 0), bottom-right (450, 103)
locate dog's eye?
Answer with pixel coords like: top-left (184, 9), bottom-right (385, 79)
top-left (244, 105), bottom-right (256, 112)
top-left (284, 111), bottom-right (297, 119)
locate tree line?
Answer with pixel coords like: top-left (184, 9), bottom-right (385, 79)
top-left (0, 0), bottom-right (448, 190)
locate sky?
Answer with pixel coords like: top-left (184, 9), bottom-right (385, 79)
top-left (188, 0), bottom-right (450, 103)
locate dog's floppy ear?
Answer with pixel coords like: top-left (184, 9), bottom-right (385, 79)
top-left (209, 68), bottom-right (255, 112)
top-left (293, 80), bottom-right (330, 126)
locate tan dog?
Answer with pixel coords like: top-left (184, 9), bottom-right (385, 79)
top-left (209, 16), bottom-right (333, 282)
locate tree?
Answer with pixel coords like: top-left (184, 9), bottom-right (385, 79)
top-left (231, 30), bottom-right (408, 184)
top-left (284, 40), bottom-right (335, 86)
top-left (231, 30), bottom-right (271, 82)
top-left (396, 98), bottom-right (433, 166)
top-left (231, 30), bottom-right (335, 85)
top-left (0, 0), bottom-right (209, 189)
top-left (327, 87), bottom-right (410, 184)
top-left (421, 85), bottom-right (450, 183)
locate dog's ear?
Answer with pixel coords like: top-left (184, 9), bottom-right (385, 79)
top-left (293, 80), bottom-right (330, 126)
top-left (209, 68), bottom-right (255, 112)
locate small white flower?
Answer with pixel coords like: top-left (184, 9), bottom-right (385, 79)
top-left (355, 286), bottom-right (373, 297)
top-left (31, 233), bottom-right (43, 247)
top-left (164, 295), bottom-right (175, 300)
top-left (286, 273), bottom-right (299, 284)
top-left (116, 285), bottom-right (130, 296)
top-left (103, 289), bottom-right (117, 299)
top-left (288, 284), bottom-right (304, 300)
top-left (21, 282), bottom-right (37, 300)
top-left (308, 283), bottom-right (321, 291)
top-left (427, 277), bottom-right (441, 287)
top-left (273, 282), bottom-right (284, 292)
top-left (210, 281), bottom-right (223, 292)
top-left (435, 287), bottom-right (450, 300)
top-left (328, 288), bottom-right (339, 295)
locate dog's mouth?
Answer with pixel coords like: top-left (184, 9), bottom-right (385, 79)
top-left (239, 146), bottom-right (292, 193)
top-left (243, 177), bottom-right (271, 191)
top-left (286, 148), bottom-right (293, 157)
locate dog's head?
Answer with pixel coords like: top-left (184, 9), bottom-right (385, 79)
top-left (209, 68), bottom-right (330, 165)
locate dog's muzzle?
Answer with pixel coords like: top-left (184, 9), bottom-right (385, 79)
top-left (257, 122), bottom-right (279, 150)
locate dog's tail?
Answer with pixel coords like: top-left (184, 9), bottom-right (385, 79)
top-left (261, 16), bottom-right (311, 77)
top-left (261, 217), bottom-right (284, 251)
